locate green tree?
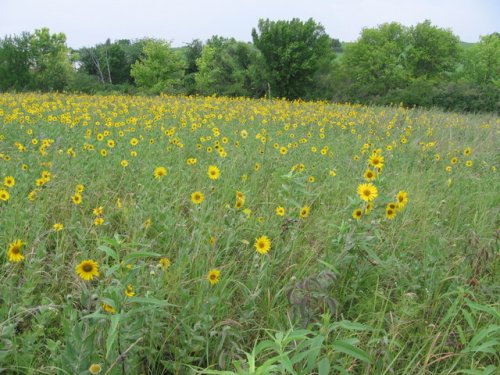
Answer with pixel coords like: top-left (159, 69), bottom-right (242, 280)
top-left (130, 39), bottom-right (185, 94)
top-left (338, 22), bottom-right (411, 99)
top-left (252, 18), bottom-right (335, 99)
top-left (28, 28), bottom-right (73, 91)
top-left (182, 39), bottom-right (204, 94)
top-left (407, 20), bottom-right (461, 79)
top-left (463, 33), bottom-right (500, 87)
top-left (195, 37), bottom-right (266, 97)
top-left (78, 39), bottom-right (144, 85)
top-left (0, 32), bottom-right (32, 91)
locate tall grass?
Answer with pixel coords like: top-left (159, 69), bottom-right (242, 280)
top-left (0, 93), bottom-right (498, 374)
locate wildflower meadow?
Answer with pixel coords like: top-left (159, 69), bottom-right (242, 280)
top-left (0, 93), bottom-right (498, 374)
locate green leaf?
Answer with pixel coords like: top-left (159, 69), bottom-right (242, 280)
top-left (106, 314), bottom-right (121, 359)
top-left (123, 251), bottom-right (162, 263)
top-left (318, 357), bottom-right (330, 375)
top-left (465, 298), bottom-right (500, 320)
top-left (98, 244), bottom-right (118, 261)
top-left (127, 296), bottom-right (177, 307)
top-left (332, 340), bottom-right (371, 363)
top-left (334, 320), bottom-right (372, 331)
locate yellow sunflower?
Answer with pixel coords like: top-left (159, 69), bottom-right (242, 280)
top-left (52, 223), bottom-right (64, 231)
top-left (191, 191), bottom-right (204, 204)
top-left (153, 166), bottom-right (168, 179)
top-left (7, 239), bottom-right (25, 262)
top-left (352, 208), bottom-right (363, 220)
top-left (299, 205), bottom-right (310, 218)
top-left (125, 284), bottom-right (135, 297)
top-left (357, 183), bottom-right (378, 202)
top-left (0, 189), bottom-right (9, 201)
top-left (207, 165), bottom-right (220, 180)
top-left (75, 259), bottom-right (99, 281)
top-left (159, 257), bottom-right (171, 270)
top-left (88, 364), bottom-right (102, 375)
top-left (71, 193), bottom-right (82, 205)
top-left (396, 191), bottom-right (409, 208)
top-left (275, 206), bottom-right (285, 216)
top-left (207, 269), bottom-right (221, 285)
top-left (254, 235), bottom-right (271, 255)
top-left (369, 154), bottom-right (385, 169)
top-left (363, 169), bottom-right (377, 181)
top-left (3, 176), bottom-right (15, 188)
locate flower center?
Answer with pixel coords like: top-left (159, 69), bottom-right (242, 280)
top-left (83, 264), bottom-right (93, 272)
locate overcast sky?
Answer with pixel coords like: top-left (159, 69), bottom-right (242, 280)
top-left (0, 0), bottom-right (498, 48)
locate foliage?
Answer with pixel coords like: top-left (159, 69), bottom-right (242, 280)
top-left (78, 39), bottom-right (145, 85)
top-left (252, 18), bottom-right (335, 99)
top-left (0, 32), bottom-right (32, 91)
top-left (130, 39), bottom-right (185, 94)
top-left (195, 37), bottom-right (266, 97)
top-left (0, 28), bottom-right (72, 91)
top-left (462, 33), bottom-right (500, 88)
top-left (182, 39), bottom-right (204, 95)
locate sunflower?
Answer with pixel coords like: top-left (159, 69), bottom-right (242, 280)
top-left (465, 160), bottom-right (473, 167)
top-left (75, 259), bottom-right (99, 281)
top-left (357, 183), bottom-right (378, 202)
top-left (27, 190), bottom-right (37, 201)
top-left (369, 154), bottom-right (385, 169)
top-left (352, 209), bottom-right (363, 220)
top-left (396, 191), bottom-right (409, 208)
top-left (363, 169), bottom-right (377, 181)
top-left (88, 364), bottom-right (102, 375)
top-left (387, 202), bottom-right (397, 211)
top-left (71, 193), bottom-right (82, 205)
top-left (3, 176), bottom-right (15, 188)
top-left (386, 207), bottom-right (397, 220)
top-left (93, 206), bottom-right (104, 216)
top-left (191, 191), bottom-right (204, 204)
top-left (75, 184), bottom-right (85, 193)
top-left (207, 165), bottom-right (220, 180)
top-left (102, 303), bottom-right (116, 314)
top-left (53, 223), bottom-right (64, 231)
top-left (153, 166), bottom-right (168, 179)
top-left (159, 257), bottom-right (171, 270)
top-left (7, 239), bottom-right (25, 262)
top-left (279, 147), bottom-right (288, 155)
top-left (207, 269), bottom-right (221, 285)
top-left (464, 147), bottom-right (472, 156)
top-left (299, 205), bottom-right (310, 218)
top-left (451, 157), bottom-right (458, 165)
top-left (254, 235), bottom-right (271, 255)
top-left (275, 206), bottom-right (285, 216)
top-left (125, 284), bottom-right (135, 297)
top-left (93, 217), bottom-right (104, 226)
top-left (0, 189), bottom-right (9, 201)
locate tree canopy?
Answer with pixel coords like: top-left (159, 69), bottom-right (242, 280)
top-left (252, 18), bottom-right (335, 99)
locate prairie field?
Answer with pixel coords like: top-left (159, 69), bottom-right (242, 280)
top-left (0, 93), bottom-right (498, 374)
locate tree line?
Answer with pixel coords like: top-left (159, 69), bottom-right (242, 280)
top-left (0, 19), bottom-right (498, 112)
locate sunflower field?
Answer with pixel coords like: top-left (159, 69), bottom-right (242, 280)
top-left (0, 93), bottom-right (498, 374)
